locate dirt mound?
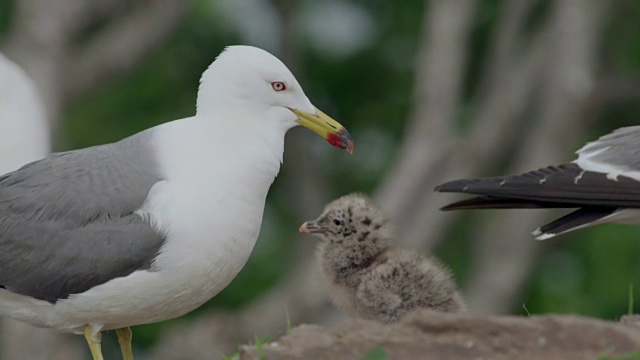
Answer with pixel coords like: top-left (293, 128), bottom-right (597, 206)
top-left (240, 311), bottom-right (640, 360)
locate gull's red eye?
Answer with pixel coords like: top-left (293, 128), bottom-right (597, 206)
top-left (271, 81), bottom-right (286, 92)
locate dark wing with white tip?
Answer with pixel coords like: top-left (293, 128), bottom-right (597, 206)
top-left (435, 163), bottom-right (640, 209)
top-left (434, 126), bottom-right (640, 239)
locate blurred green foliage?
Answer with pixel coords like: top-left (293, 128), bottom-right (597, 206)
top-left (3, 0), bottom-right (640, 352)
top-left (361, 346), bottom-right (389, 360)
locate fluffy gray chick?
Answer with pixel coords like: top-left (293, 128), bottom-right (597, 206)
top-left (300, 193), bottom-right (466, 323)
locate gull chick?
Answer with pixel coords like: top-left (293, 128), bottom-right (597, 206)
top-left (300, 193), bottom-right (466, 323)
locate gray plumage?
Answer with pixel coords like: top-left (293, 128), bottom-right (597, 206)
top-left (301, 193), bottom-right (466, 323)
top-left (0, 130), bottom-right (165, 303)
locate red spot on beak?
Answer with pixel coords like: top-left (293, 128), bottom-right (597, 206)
top-left (327, 133), bottom-right (343, 148)
top-left (327, 129), bottom-right (354, 154)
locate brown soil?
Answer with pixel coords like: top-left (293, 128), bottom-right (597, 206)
top-left (240, 310), bottom-right (640, 360)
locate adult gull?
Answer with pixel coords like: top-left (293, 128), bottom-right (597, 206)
top-left (435, 126), bottom-right (640, 240)
top-left (0, 45), bottom-right (354, 360)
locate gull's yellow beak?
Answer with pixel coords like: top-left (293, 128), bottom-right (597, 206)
top-left (290, 107), bottom-right (354, 154)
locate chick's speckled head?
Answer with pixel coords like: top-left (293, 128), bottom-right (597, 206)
top-left (300, 193), bottom-right (391, 246)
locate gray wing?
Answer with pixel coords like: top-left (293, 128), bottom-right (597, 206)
top-left (0, 132), bottom-right (166, 303)
top-left (576, 126), bottom-right (640, 170)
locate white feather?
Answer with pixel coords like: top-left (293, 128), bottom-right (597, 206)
top-left (574, 141), bottom-right (640, 181)
top-left (533, 209), bottom-right (640, 241)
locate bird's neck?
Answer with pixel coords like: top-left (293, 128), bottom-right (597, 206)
top-left (154, 116), bottom-right (286, 194)
top-left (145, 115), bottom-right (287, 285)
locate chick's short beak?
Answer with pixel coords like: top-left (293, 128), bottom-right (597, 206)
top-left (291, 107), bottom-right (354, 154)
top-left (299, 221), bottom-right (323, 234)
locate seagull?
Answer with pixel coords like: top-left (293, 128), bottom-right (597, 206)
top-left (300, 193), bottom-right (466, 323)
top-left (0, 45), bottom-right (354, 360)
top-left (435, 126), bottom-right (640, 240)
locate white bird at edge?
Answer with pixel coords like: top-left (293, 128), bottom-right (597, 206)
top-left (0, 45), bottom-right (354, 360)
top-left (435, 126), bottom-right (640, 240)
top-left (0, 52), bottom-right (50, 174)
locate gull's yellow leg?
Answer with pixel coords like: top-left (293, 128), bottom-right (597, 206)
top-left (83, 325), bottom-right (104, 360)
top-left (116, 327), bottom-right (134, 360)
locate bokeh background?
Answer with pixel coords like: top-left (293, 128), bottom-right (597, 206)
top-left (2, 0), bottom-right (640, 359)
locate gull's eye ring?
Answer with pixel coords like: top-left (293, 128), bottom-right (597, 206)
top-left (271, 81), bottom-right (286, 91)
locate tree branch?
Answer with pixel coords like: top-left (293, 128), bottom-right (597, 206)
top-left (376, 0), bottom-right (478, 242)
top-left (388, 9), bottom-right (551, 252)
top-left (476, 0), bottom-right (540, 97)
top-left (63, 0), bottom-right (192, 100)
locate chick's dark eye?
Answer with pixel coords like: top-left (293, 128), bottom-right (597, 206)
top-left (333, 219), bottom-right (343, 226)
top-left (271, 81), bottom-right (286, 91)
